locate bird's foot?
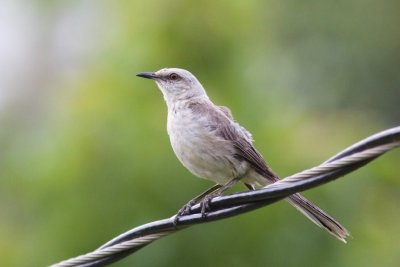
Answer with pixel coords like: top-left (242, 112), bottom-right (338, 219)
top-left (173, 199), bottom-right (197, 226)
top-left (200, 193), bottom-right (220, 218)
top-left (173, 184), bottom-right (225, 225)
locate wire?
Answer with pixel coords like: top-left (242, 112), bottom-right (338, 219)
top-left (50, 126), bottom-right (400, 267)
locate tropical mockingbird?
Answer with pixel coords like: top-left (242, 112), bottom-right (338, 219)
top-left (137, 68), bottom-right (349, 242)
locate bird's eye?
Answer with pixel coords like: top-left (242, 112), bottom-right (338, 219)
top-left (169, 73), bottom-right (179, 80)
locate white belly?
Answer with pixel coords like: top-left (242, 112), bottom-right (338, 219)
top-left (167, 110), bottom-right (249, 184)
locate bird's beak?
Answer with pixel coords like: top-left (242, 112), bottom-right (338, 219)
top-left (136, 72), bottom-right (157, 80)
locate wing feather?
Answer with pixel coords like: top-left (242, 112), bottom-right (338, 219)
top-left (218, 123), bottom-right (278, 181)
top-left (189, 100), bottom-right (277, 181)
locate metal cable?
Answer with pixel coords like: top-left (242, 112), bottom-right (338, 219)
top-left (51, 126), bottom-right (400, 267)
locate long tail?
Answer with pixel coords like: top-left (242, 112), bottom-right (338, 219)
top-left (286, 193), bottom-right (349, 242)
top-left (255, 171), bottom-right (349, 242)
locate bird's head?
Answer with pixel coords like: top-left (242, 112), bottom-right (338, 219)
top-left (137, 68), bottom-right (208, 105)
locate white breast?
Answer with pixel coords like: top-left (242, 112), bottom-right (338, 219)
top-left (167, 104), bottom-right (249, 184)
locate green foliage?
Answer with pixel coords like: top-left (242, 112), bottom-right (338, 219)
top-left (0, 1), bottom-right (399, 266)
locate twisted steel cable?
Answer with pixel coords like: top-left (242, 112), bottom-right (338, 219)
top-left (51, 126), bottom-right (400, 267)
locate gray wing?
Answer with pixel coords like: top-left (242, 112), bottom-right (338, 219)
top-left (217, 105), bottom-right (233, 119)
top-left (218, 122), bottom-right (278, 182)
top-left (218, 105), bottom-right (253, 141)
top-left (189, 100), bottom-right (277, 181)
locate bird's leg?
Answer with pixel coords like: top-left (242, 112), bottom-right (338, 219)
top-left (244, 183), bottom-right (256, 191)
top-left (200, 176), bottom-right (244, 217)
top-left (174, 184), bottom-right (222, 225)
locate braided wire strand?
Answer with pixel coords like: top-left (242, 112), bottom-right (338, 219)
top-left (51, 232), bottom-right (174, 267)
top-left (276, 142), bottom-right (400, 186)
top-left (50, 127), bottom-right (400, 267)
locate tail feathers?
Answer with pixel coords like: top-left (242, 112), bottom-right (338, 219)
top-left (286, 193), bottom-right (349, 242)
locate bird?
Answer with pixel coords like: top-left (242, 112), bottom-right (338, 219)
top-left (136, 67), bottom-right (349, 242)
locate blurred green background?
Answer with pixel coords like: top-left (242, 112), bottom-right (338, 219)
top-left (1, 0), bottom-right (399, 266)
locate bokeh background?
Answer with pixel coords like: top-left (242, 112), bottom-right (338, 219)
top-left (1, 0), bottom-right (399, 266)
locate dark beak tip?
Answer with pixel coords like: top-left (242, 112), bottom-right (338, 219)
top-left (136, 72), bottom-right (156, 79)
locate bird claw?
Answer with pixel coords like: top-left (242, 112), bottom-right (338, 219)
top-left (174, 189), bottom-right (223, 225)
top-left (173, 200), bottom-right (197, 226)
top-left (174, 195), bottom-right (215, 225)
top-left (200, 194), bottom-right (215, 218)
